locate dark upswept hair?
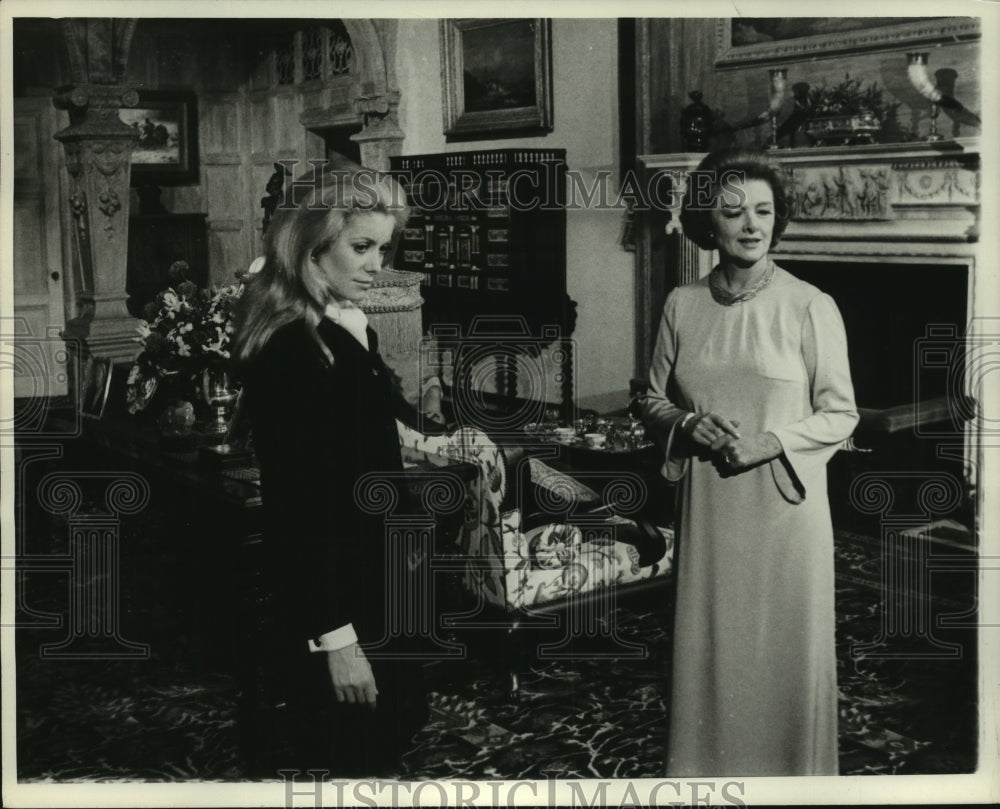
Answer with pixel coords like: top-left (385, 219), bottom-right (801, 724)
top-left (232, 161), bottom-right (409, 365)
top-left (679, 148), bottom-right (790, 251)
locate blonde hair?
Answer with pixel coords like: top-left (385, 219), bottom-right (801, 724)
top-left (232, 162), bottom-right (409, 365)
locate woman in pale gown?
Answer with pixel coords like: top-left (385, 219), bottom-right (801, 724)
top-left (637, 149), bottom-right (859, 775)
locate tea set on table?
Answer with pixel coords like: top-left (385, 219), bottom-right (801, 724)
top-left (523, 411), bottom-right (652, 453)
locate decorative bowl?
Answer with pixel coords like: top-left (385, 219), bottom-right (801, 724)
top-left (805, 110), bottom-right (882, 146)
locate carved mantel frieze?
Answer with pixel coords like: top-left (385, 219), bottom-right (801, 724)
top-left (639, 137), bottom-right (981, 282)
top-left (299, 87), bottom-right (405, 173)
top-left (635, 138), bottom-right (983, 376)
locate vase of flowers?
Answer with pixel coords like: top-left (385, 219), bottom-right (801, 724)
top-left (126, 261), bottom-right (244, 437)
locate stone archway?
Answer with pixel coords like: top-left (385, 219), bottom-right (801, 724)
top-left (300, 19), bottom-right (404, 171)
top-left (342, 19), bottom-right (389, 96)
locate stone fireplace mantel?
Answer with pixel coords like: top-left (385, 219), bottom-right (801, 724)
top-left (635, 137), bottom-right (982, 374)
top-left (635, 138), bottom-right (985, 501)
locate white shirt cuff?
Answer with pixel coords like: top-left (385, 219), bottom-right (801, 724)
top-left (307, 623), bottom-right (358, 652)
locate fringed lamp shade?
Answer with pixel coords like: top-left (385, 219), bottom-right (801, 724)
top-left (360, 268), bottom-right (440, 416)
top-left (360, 268), bottom-right (424, 354)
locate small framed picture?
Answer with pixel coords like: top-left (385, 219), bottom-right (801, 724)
top-left (120, 89), bottom-right (200, 185)
top-left (80, 356), bottom-right (114, 420)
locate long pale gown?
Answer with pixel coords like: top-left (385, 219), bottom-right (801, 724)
top-left (639, 266), bottom-right (859, 776)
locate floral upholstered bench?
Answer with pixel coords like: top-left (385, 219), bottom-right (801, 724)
top-left (397, 422), bottom-right (674, 680)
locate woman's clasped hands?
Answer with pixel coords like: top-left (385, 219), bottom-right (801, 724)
top-left (680, 411), bottom-right (781, 471)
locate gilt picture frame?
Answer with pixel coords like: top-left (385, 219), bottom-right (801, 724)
top-left (79, 355), bottom-right (114, 420)
top-left (715, 16), bottom-right (981, 67)
top-left (440, 18), bottom-right (553, 140)
top-left (120, 89), bottom-right (200, 185)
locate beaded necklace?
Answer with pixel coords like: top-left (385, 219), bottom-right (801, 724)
top-left (709, 261), bottom-right (775, 306)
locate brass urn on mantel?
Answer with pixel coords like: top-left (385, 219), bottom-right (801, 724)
top-left (803, 75), bottom-right (891, 148)
top-left (805, 110), bottom-right (883, 147)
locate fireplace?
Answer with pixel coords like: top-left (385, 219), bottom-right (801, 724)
top-left (779, 259), bottom-right (969, 411)
top-left (637, 138), bottom-right (982, 535)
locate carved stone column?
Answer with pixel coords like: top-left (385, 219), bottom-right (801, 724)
top-left (53, 19), bottom-right (141, 364)
top-left (350, 90), bottom-right (405, 172)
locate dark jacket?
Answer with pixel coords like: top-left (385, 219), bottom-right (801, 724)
top-left (242, 316), bottom-right (413, 644)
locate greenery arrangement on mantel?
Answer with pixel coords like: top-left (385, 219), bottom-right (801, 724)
top-left (806, 75), bottom-right (892, 121)
top-left (803, 75), bottom-right (896, 146)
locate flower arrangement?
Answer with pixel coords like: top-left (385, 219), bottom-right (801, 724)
top-left (126, 261), bottom-right (244, 414)
top-left (806, 75), bottom-right (892, 122)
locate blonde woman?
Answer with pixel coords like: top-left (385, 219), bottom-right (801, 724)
top-left (233, 162), bottom-right (425, 776)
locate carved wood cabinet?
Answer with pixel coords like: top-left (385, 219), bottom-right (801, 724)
top-left (390, 149), bottom-right (575, 410)
top-left (389, 149), bottom-right (569, 337)
top-left (126, 213), bottom-right (209, 318)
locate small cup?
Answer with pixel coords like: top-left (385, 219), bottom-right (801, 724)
top-left (553, 427), bottom-right (576, 440)
top-left (584, 432), bottom-right (607, 449)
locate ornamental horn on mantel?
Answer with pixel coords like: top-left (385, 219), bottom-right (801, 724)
top-left (907, 53), bottom-right (944, 142)
top-left (906, 52), bottom-right (982, 142)
top-left (712, 69), bottom-right (788, 146)
top-left (766, 68), bottom-right (787, 150)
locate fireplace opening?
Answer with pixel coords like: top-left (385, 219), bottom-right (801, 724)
top-left (779, 259), bottom-right (973, 537)
top-left (779, 260), bottom-right (969, 413)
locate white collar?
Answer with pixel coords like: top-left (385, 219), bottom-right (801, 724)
top-left (323, 299), bottom-right (369, 350)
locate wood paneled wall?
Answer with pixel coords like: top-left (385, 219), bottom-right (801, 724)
top-left (126, 20), bottom-right (252, 285)
top-left (126, 21), bottom-right (342, 284)
top-left (16, 19), bottom-right (367, 296)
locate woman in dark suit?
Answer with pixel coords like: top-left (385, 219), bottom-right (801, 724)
top-left (232, 163), bottom-right (426, 776)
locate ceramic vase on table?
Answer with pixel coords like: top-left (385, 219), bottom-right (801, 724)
top-left (153, 371), bottom-right (197, 449)
top-left (157, 398), bottom-right (197, 437)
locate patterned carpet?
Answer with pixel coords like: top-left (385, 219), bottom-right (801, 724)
top-left (15, 512), bottom-right (977, 781)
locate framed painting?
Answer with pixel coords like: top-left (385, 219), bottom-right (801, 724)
top-left (79, 355), bottom-right (114, 420)
top-left (440, 18), bottom-right (553, 140)
top-left (715, 16), bottom-right (981, 67)
top-left (120, 89), bottom-right (200, 184)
